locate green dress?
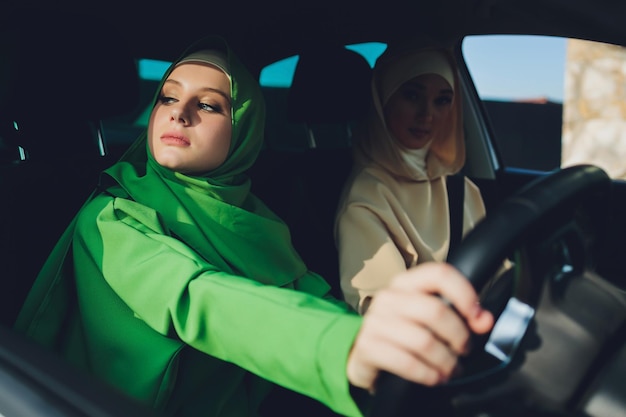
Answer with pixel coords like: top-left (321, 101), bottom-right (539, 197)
top-left (14, 36), bottom-right (364, 417)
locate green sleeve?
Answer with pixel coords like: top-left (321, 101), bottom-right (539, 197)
top-left (75, 195), bottom-right (365, 416)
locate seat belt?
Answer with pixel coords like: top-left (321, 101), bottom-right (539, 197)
top-left (446, 173), bottom-right (465, 257)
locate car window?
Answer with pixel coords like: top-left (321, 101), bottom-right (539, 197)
top-left (463, 34), bottom-right (626, 180)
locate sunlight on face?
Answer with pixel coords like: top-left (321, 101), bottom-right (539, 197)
top-left (148, 63), bottom-right (232, 175)
top-left (383, 73), bottom-right (454, 149)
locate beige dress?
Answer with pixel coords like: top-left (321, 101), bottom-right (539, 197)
top-left (335, 164), bottom-right (486, 313)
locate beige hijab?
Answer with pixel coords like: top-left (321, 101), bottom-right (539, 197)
top-left (352, 43), bottom-right (465, 181)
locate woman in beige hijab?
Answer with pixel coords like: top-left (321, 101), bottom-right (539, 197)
top-left (335, 42), bottom-right (487, 314)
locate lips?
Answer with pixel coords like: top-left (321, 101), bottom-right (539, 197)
top-left (409, 127), bottom-right (430, 138)
top-left (160, 132), bottom-right (190, 146)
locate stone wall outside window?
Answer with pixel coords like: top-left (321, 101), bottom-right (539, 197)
top-left (562, 39), bottom-right (626, 180)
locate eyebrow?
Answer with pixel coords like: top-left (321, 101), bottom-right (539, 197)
top-left (164, 79), bottom-right (232, 104)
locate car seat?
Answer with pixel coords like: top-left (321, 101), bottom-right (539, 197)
top-left (252, 44), bottom-right (372, 299)
top-left (0, 8), bottom-right (140, 326)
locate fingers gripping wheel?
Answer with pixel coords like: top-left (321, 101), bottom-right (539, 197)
top-left (368, 165), bottom-right (616, 417)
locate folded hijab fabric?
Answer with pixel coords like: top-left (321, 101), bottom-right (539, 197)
top-left (15, 36), bottom-right (364, 417)
top-left (335, 41), bottom-right (486, 313)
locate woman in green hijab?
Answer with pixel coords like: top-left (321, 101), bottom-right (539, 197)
top-left (15, 36), bottom-right (493, 417)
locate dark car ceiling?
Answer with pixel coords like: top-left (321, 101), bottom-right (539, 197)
top-left (7, 0), bottom-right (626, 73)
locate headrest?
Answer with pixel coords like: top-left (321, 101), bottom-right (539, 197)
top-left (287, 46), bottom-right (372, 124)
top-left (0, 8), bottom-right (140, 122)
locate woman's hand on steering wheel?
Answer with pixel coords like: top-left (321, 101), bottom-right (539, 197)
top-left (347, 262), bottom-right (494, 393)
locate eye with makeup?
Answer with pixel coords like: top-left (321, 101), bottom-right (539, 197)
top-left (157, 94), bottom-right (177, 105)
top-left (195, 89), bottom-right (230, 115)
top-left (157, 85), bottom-right (180, 105)
top-left (198, 100), bottom-right (225, 114)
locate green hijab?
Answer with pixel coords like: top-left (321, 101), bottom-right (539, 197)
top-left (102, 36), bottom-right (307, 285)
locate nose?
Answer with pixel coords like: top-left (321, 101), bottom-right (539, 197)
top-left (169, 104), bottom-right (190, 125)
top-left (416, 101), bottom-right (434, 122)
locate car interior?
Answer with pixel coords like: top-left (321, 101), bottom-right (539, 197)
top-left (0, 9), bottom-right (141, 328)
top-left (2, 0), bottom-right (626, 416)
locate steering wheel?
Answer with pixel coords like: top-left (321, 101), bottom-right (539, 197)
top-left (367, 164), bottom-right (626, 417)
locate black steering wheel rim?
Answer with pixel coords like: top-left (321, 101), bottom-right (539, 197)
top-left (367, 164), bottom-right (612, 417)
top-left (448, 164), bottom-right (610, 291)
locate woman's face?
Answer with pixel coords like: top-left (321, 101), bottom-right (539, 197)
top-left (148, 62), bottom-right (232, 175)
top-left (383, 73), bottom-right (453, 149)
